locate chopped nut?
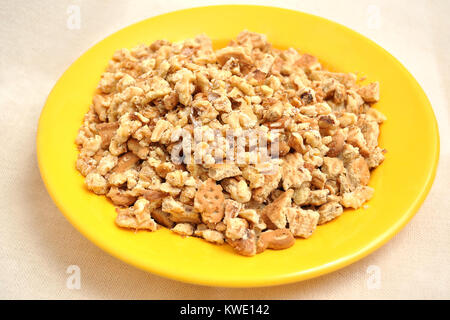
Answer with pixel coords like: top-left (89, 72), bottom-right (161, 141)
top-left (293, 183), bottom-right (311, 206)
top-left (311, 169), bottom-right (327, 189)
top-left (97, 153), bottom-right (118, 176)
top-left (215, 46), bottom-right (252, 66)
top-left (151, 119), bottom-right (171, 142)
top-left (221, 178), bottom-right (252, 203)
top-left (107, 187), bottom-right (136, 206)
top-left (288, 132), bottom-right (307, 154)
top-left (85, 172), bottom-right (108, 195)
top-left (227, 230), bottom-right (257, 256)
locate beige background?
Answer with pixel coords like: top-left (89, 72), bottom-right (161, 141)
top-left (0, 0), bottom-right (449, 299)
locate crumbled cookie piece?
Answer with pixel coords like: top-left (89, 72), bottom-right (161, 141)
top-left (260, 189), bottom-right (293, 229)
top-left (326, 130), bottom-right (345, 157)
top-left (225, 217), bottom-right (248, 240)
top-left (286, 207), bottom-right (320, 238)
top-left (151, 209), bottom-right (175, 228)
top-left (199, 229), bottom-right (225, 244)
top-left (322, 157), bottom-right (344, 179)
top-left (307, 189), bottom-right (329, 206)
top-left (172, 223), bottom-right (194, 236)
top-left (143, 190), bottom-right (168, 201)
top-left (341, 186), bottom-right (374, 209)
top-left (281, 153), bottom-right (311, 190)
top-left (208, 163), bottom-right (241, 181)
top-left (318, 201), bottom-right (344, 224)
top-left (97, 122), bottom-right (119, 149)
top-left (357, 82), bottom-right (380, 102)
top-left (167, 203), bottom-right (201, 224)
top-left (115, 206), bottom-right (158, 231)
top-left (346, 157), bottom-right (370, 187)
top-left (257, 229), bottom-right (295, 253)
top-left (162, 196), bottom-right (185, 215)
top-left (194, 178), bottom-right (225, 224)
top-left (223, 199), bottom-right (242, 222)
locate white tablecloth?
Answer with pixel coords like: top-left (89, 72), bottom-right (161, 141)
top-left (0, 0), bottom-right (449, 299)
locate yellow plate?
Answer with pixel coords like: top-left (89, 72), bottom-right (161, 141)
top-left (37, 5), bottom-right (439, 287)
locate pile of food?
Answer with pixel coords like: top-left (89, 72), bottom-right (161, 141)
top-left (76, 30), bottom-right (386, 256)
